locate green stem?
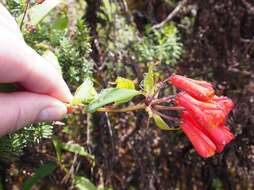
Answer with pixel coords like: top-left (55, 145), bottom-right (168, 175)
top-left (154, 105), bottom-right (185, 111)
top-left (96, 103), bottom-right (146, 113)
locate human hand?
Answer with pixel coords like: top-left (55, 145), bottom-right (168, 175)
top-left (0, 4), bottom-right (73, 135)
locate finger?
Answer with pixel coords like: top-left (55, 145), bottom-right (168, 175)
top-left (0, 4), bottom-right (22, 38)
top-left (0, 4), bottom-right (13, 20)
top-left (0, 92), bottom-right (67, 136)
top-left (0, 29), bottom-right (73, 103)
top-left (0, 22), bottom-right (23, 41)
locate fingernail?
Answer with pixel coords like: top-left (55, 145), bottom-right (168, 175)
top-left (37, 103), bottom-right (67, 122)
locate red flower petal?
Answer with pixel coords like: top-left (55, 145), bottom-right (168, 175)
top-left (212, 96), bottom-right (234, 115)
top-left (181, 119), bottom-right (216, 158)
top-left (176, 93), bottom-right (219, 127)
top-left (215, 125), bottom-right (234, 153)
top-left (181, 111), bottom-right (234, 153)
top-left (169, 74), bottom-right (214, 101)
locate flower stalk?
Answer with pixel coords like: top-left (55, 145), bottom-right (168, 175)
top-left (96, 103), bottom-right (146, 113)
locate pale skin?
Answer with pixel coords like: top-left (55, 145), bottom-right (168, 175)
top-left (0, 4), bottom-right (73, 135)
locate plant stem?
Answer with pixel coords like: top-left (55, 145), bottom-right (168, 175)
top-left (150, 95), bottom-right (175, 105)
top-left (154, 105), bottom-right (185, 111)
top-left (152, 109), bottom-right (179, 121)
top-left (20, 0), bottom-right (30, 30)
top-left (96, 103), bottom-right (146, 113)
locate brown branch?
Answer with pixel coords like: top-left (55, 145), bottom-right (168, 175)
top-left (67, 0), bottom-right (77, 38)
top-left (152, 0), bottom-right (188, 29)
top-left (20, 0), bottom-right (30, 30)
top-left (150, 95), bottom-right (175, 106)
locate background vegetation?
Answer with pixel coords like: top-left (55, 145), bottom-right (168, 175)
top-left (0, 0), bottom-right (253, 189)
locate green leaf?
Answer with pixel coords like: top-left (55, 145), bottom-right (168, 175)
top-left (74, 176), bottom-right (97, 190)
top-left (72, 79), bottom-right (97, 105)
top-left (52, 137), bottom-right (62, 162)
top-left (43, 50), bottom-right (62, 74)
top-left (153, 114), bottom-right (172, 131)
top-left (116, 77), bottom-right (135, 89)
top-left (115, 77), bottom-right (136, 104)
top-left (61, 143), bottom-right (94, 161)
top-left (144, 64), bottom-right (155, 96)
top-left (17, 0), bottom-right (63, 26)
top-left (51, 15), bottom-right (68, 30)
top-left (23, 163), bottom-right (56, 190)
top-left (87, 88), bottom-right (142, 113)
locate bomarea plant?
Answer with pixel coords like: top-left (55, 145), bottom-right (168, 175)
top-left (69, 64), bottom-right (235, 158)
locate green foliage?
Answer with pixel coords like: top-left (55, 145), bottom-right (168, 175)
top-left (6, 0), bottom-right (24, 16)
top-left (97, 0), bottom-right (133, 52)
top-left (74, 176), bottom-right (97, 190)
top-left (0, 136), bottom-right (20, 163)
top-left (211, 178), bottom-right (224, 190)
top-left (96, 0), bottom-right (182, 84)
top-left (144, 64), bottom-right (156, 96)
top-left (55, 20), bottom-right (94, 86)
top-left (21, 7), bottom-right (93, 87)
top-left (61, 142), bottom-right (94, 160)
top-left (74, 176), bottom-right (112, 190)
top-left (116, 77), bottom-right (135, 90)
top-left (135, 24), bottom-right (183, 65)
top-left (87, 88), bottom-right (142, 112)
top-left (23, 163), bottom-right (56, 190)
top-left (72, 78), bottom-right (97, 105)
top-left (52, 136), bottom-right (94, 165)
top-left (0, 124), bottom-right (53, 163)
top-left (96, 0), bottom-right (138, 79)
top-left (153, 114), bottom-right (172, 131)
top-left (17, 0), bottom-right (62, 25)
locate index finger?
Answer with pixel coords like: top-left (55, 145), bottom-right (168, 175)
top-left (0, 4), bottom-right (22, 37)
top-left (0, 29), bottom-right (73, 103)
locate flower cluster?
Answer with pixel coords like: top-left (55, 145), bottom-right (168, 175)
top-left (169, 74), bottom-right (234, 158)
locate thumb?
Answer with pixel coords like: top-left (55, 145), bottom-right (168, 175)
top-left (0, 92), bottom-right (67, 136)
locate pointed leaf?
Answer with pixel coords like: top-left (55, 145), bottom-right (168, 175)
top-left (87, 88), bottom-right (142, 113)
top-left (74, 176), bottom-right (97, 190)
top-left (23, 163), bottom-right (56, 190)
top-left (72, 79), bottom-right (97, 105)
top-left (52, 137), bottom-right (62, 162)
top-left (61, 143), bottom-right (94, 161)
top-left (153, 114), bottom-right (172, 130)
top-left (144, 64), bottom-right (155, 95)
top-left (116, 77), bottom-right (135, 90)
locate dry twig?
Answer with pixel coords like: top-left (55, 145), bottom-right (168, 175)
top-left (153, 0), bottom-right (188, 29)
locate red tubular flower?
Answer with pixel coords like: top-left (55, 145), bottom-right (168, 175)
top-left (169, 74), bottom-right (215, 101)
top-left (181, 111), bottom-right (234, 154)
top-left (214, 125), bottom-right (234, 153)
top-left (168, 74), bottom-right (234, 157)
top-left (176, 92), bottom-right (227, 128)
top-left (181, 116), bottom-right (216, 158)
top-left (212, 96), bottom-right (234, 115)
